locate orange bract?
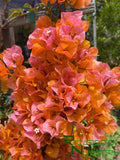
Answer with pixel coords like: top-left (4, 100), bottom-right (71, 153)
top-left (45, 142), bottom-right (60, 158)
top-left (68, 0), bottom-right (91, 9)
top-left (36, 16), bottom-right (53, 29)
top-left (58, 0), bottom-right (66, 3)
top-left (83, 21), bottom-right (89, 32)
top-left (32, 43), bottom-right (46, 56)
top-left (1, 75), bottom-right (9, 92)
top-left (0, 60), bottom-right (9, 91)
top-left (55, 37), bottom-right (78, 58)
top-left (40, 0), bottom-right (91, 9)
top-left (0, 60), bottom-right (9, 78)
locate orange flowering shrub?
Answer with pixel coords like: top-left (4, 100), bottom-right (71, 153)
top-left (0, 10), bottom-right (120, 159)
top-left (41, 0), bottom-right (91, 9)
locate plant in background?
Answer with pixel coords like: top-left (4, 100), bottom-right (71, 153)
top-left (96, 0), bottom-right (120, 68)
top-left (85, 0), bottom-right (120, 69)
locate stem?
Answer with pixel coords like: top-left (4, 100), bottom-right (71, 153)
top-left (0, 0), bottom-right (7, 49)
top-left (28, 0), bottom-right (33, 8)
top-left (34, 0), bottom-right (37, 9)
top-left (0, 0), bottom-right (7, 25)
top-left (35, 0), bottom-right (37, 4)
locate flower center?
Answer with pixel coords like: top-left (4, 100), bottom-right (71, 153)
top-left (34, 128), bottom-right (40, 134)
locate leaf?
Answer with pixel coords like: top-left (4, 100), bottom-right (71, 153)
top-left (117, 141), bottom-right (120, 145)
top-left (0, 110), bottom-right (5, 119)
top-left (7, 109), bottom-right (14, 115)
top-left (99, 146), bottom-right (114, 160)
top-left (9, 8), bottom-right (18, 12)
top-left (0, 152), bottom-right (4, 159)
top-left (9, 8), bottom-right (25, 19)
top-left (112, 146), bottom-right (115, 150)
top-left (110, 114), bottom-right (117, 123)
top-left (24, 3), bottom-right (32, 9)
top-left (117, 126), bottom-right (120, 133)
top-left (35, 2), bottom-right (46, 8)
top-left (5, 155), bottom-right (12, 160)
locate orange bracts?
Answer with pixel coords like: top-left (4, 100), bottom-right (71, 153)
top-left (41, 0), bottom-right (91, 9)
top-left (68, 0), bottom-right (91, 9)
top-left (0, 8), bottom-right (119, 160)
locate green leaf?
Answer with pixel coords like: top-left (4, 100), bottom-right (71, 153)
top-left (112, 146), bottom-right (115, 150)
top-left (7, 109), bottom-right (14, 115)
top-left (111, 114), bottom-right (117, 123)
top-left (0, 152), bottom-right (4, 160)
top-left (24, 3), bottom-right (32, 9)
top-left (5, 155), bottom-right (12, 160)
top-left (104, 146), bottom-right (114, 160)
top-left (117, 141), bottom-right (120, 145)
top-left (9, 8), bottom-right (25, 19)
top-left (0, 110), bottom-right (5, 119)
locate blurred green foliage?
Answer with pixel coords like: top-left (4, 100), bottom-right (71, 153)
top-left (86, 0), bottom-right (120, 68)
top-left (96, 0), bottom-right (120, 67)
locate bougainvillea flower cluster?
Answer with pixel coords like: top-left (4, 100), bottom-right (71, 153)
top-left (0, 10), bottom-right (120, 159)
top-left (40, 0), bottom-right (91, 9)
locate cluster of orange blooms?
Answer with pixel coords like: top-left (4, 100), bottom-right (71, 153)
top-left (0, 9), bottom-right (120, 160)
top-left (41, 0), bottom-right (91, 9)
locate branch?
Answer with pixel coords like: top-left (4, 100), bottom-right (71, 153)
top-left (35, 0), bottom-right (37, 5)
top-left (1, 0), bottom-right (7, 10)
top-left (1, 13), bottom-right (27, 29)
top-left (28, 0), bottom-right (33, 8)
top-left (0, 0), bottom-right (7, 25)
top-left (0, 0), bottom-right (7, 49)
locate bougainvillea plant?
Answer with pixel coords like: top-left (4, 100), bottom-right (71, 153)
top-left (41, 0), bottom-right (91, 9)
top-left (0, 1), bottom-right (120, 160)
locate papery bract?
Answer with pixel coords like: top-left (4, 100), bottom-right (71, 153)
top-left (0, 60), bottom-right (9, 77)
top-left (36, 15), bottom-right (52, 29)
top-left (70, 0), bottom-right (91, 9)
top-left (61, 11), bottom-right (83, 27)
top-left (3, 45), bottom-right (23, 69)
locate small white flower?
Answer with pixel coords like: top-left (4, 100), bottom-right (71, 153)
top-left (34, 128), bottom-right (40, 134)
top-left (47, 30), bottom-right (51, 34)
